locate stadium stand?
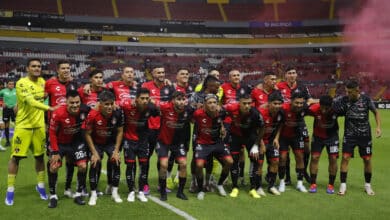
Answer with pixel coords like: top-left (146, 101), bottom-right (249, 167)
top-left (0, 0), bottom-right (58, 14)
top-left (62, 0), bottom-right (113, 17)
top-left (116, 0), bottom-right (165, 19)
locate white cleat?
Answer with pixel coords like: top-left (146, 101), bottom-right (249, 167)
top-left (111, 193), bottom-right (123, 203)
top-left (364, 183), bottom-right (375, 196)
top-left (256, 187), bottom-right (267, 197)
top-left (137, 191), bottom-right (148, 202)
top-left (197, 191), bottom-right (205, 200)
top-left (296, 181), bottom-right (308, 193)
top-left (216, 185), bottom-right (227, 197)
top-left (278, 180), bottom-right (286, 193)
top-left (88, 194), bottom-right (98, 206)
top-left (127, 191), bottom-right (135, 202)
top-left (269, 187), bottom-right (281, 196)
top-left (64, 189), bottom-right (74, 198)
top-left (338, 183), bottom-right (347, 196)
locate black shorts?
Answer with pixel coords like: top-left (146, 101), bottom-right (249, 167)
top-left (123, 138), bottom-right (149, 163)
top-left (230, 135), bottom-right (255, 155)
top-left (266, 144), bottom-right (280, 162)
top-left (194, 142), bottom-right (231, 162)
top-left (53, 142), bottom-right (88, 166)
top-left (92, 143), bottom-right (117, 162)
top-left (2, 107), bottom-right (15, 122)
top-left (300, 126), bottom-right (310, 142)
top-left (156, 141), bottom-right (187, 160)
top-left (311, 135), bottom-right (339, 158)
top-left (148, 129), bottom-right (159, 150)
top-left (279, 136), bottom-right (305, 153)
top-left (342, 136), bottom-right (372, 158)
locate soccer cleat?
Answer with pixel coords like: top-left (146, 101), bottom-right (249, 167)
top-left (364, 183), bottom-right (375, 196)
top-left (97, 190), bottom-right (104, 197)
top-left (74, 196), bottom-right (86, 205)
top-left (197, 191), bottom-right (205, 200)
top-left (157, 185), bottom-right (171, 193)
top-left (64, 189), bottom-right (74, 198)
top-left (257, 187), bottom-right (266, 197)
top-left (268, 187), bottom-right (281, 196)
top-left (0, 145), bottom-right (6, 151)
top-left (216, 185), bottom-right (227, 196)
top-left (88, 194), bottom-right (98, 206)
top-left (296, 183), bottom-right (308, 193)
top-left (105, 185), bottom-right (113, 195)
top-left (278, 180), bottom-right (286, 193)
top-left (326, 184), bottom-right (335, 194)
top-left (137, 191), bottom-right (148, 202)
top-left (229, 188), bottom-right (239, 198)
top-left (338, 183), bottom-right (347, 196)
top-left (36, 185), bottom-right (48, 200)
top-left (5, 141), bottom-right (11, 147)
top-left (160, 192), bottom-right (167, 201)
top-left (111, 192), bottom-right (123, 203)
top-left (143, 185), bottom-right (150, 195)
top-left (48, 195), bottom-right (58, 208)
top-left (81, 189), bottom-right (89, 197)
top-left (5, 191), bottom-right (14, 206)
top-left (249, 189), bottom-right (261, 199)
top-left (309, 184), bottom-right (317, 193)
top-left (176, 191), bottom-right (188, 200)
top-left (127, 191), bottom-right (135, 202)
top-left (167, 177), bottom-right (175, 190)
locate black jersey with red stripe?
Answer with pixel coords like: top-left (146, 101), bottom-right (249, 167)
top-left (225, 103), bottom-right (263, 138)
top-left (307, 103), bottom-right (339, 139)
top-left (78, 87), bottom-right (105, 108)
top-left (259, 107), bottom-right (284, 145)
top-left (276, 81), bottom-right (311, 103)
top-left (106, 80), bottom-right (138, 105)
top-left (251, 87), bottom-right (276, 109)
top-left (192, 108), bottom-right (226, 145)
top-left (221, 82), bottom-right (251, 105)
top-left (280, 103), bottom-right (306, 139)
top-left (45, 77), bottom-right (78, 107)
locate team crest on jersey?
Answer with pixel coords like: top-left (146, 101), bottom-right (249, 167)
top-left (145, 112), bottom-right (150, 117)
top-left (80, 113), bottom-right (85, 120)
top-left (301, 112), bottom-right (305, 117)
top-left (112, 117), bottom-right (117, 125)
top-left (164, 88), bottom-right (169, 95)
top-left (183, 112), bottom-right (188, 118)
top-left (169, 112), bottom-right (174, 116)
top-left (228, 90), bottom-right (232, 94)
top-left (65, 118), bottom-right (70, 124)
top-left (97, 120), bottom-right (103, 125)
top-left (332, 115), bottom-right (336, 119)
top-left (217, 118), bottom-right (221, 123)
top-left (277, 115), bottom-right (282, 121)
top-left (188, 86), bottom-right (193, 92)
top-left (288, 113), bottom-right (291, 117)
top-left (240, 88), bottom-right (245, 95)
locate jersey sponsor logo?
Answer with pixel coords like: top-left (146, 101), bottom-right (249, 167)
top-left (96, 130), bottom-right (111, 137)
top-left (119, 93), bottom-right (131, 100)
top-left (64, 127), bottom-right (79, 135)
top-left (56, 97), bottom-right (66, 104)
top-left (55, 86), bottom-right (61, 91)
top-left (166, 121), bottom-right (185, 128)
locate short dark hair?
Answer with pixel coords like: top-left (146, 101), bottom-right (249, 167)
top-left (345, 80), bottom-right (359, 89)
top-left (89, 69), bottom-right (103, 78)
top-left (204, 93), bottom-right (218, 102)
top-left (238, 93), bottom-right (251, 100)
top-left (171, 91), bottom-right (185, 99)
top-left (176, 67), bottom-right (188, 74)
top-left (285, 65), bottom-right (296, 73)
top-left (268, 91), bottom-right (283, 102)
top-left (264, 71), bottom-right (276, 77)
top-left (98, 90), bottom-right (115, 102)
top-left (27, 58), bottom-right (41, 66)
top-left (57, 60), bottom-right (71, 68)
top-left (136, 88), bottom-right (150, 98)
top-left (319, 95), bottom-right (333, 107)
top-left (291, 91), bottom-right (305, 100)
top-left (66, 89), bottom-right (80, 99)
top-left (202, 75), bottom-right (220, 91)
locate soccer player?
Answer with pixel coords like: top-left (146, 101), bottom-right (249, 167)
top-left (78, 69), bottom-right (105, 108)
top-left (306, 95), bottom-right (340, 194)
top-left (0, 80), bottom-right (16, 147)
top-left (194, 69), bottom-right (224, 100)
top-left (83, 91), bottom-right (124, 206)
top-left (45, 60), bottom-right (80, 198)
top-left (251, 71), bottom-right (278, 109)
top-left (121, 88), bottom-right (159, 202)
top-left (157, 91), bottom-right (193, 201)
top-left (47, 90), bottom-right (89, 208)
top-left (225, 93), bottom-right (265, 198)
top-left (333, 80), bottom-right (381, 196)
top-left (5, 59), bottom-right (59, 206)
top-left (278, 91), bottom-right (308, 193)
top-left (192, 94), bottom-right (233, 200)
top-left (276, 66), bottom-right (314, 184)
top-left (259, 92), bottom-right (284, 195)
top-left (142, 65), bottom-right (174, 195)
top-left (106, 66), bottom-right (138, 106)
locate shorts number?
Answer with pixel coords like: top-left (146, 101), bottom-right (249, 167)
top-left (366, 147), bottom-right (371, 154)
top-left (75, 151), bottom-right (87, 160)
top-left (329, 146), bottom-right (338, 153)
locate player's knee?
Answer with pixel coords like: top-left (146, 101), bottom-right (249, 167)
top-left (178, 159), bottom-right (187, 168)
top-left (77, 163), bottom-right (87, 173)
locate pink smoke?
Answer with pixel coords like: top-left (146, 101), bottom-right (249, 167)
top-left (340, 0), bottom-right (390, 81)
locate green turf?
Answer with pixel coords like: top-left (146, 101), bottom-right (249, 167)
top-left (0, 110), bottom-right (389, 220)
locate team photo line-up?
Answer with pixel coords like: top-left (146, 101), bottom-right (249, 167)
top-left (3, 58), bottom-right (381, 208)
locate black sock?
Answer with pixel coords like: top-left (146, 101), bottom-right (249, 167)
top-left (65, 162), bottom-right (74, 190)
top-left (285, 156), bottom-right (291, 181)
top-left (304, 152), bottom-right (310, 172)
top-left (329, 175), bottom-right (336, 185)
top-left (239, 161), bottom-right (245, 178)
top-left (126, 163), bottom-right (135, 192)
top-left (48, 162), bottom-right (58, 195)
top-left (364, 172), bottom-right (372, 183)
top-left (311, 173), bottom-right (317, 184)
top-left (230, 154), bottom-right (240, 188)
top-left (268, 172), bottom-right (277, 189)
top-left (139, 160), bottom-right (149, 190)
top-left (111, 163), bottom-right (120, 187)
top-left (178, 177), bottom-right (186, 193)
top-left (77, 171), bottom-right (86, 193)
top-left (218, 170), bottom-right (229, 185)
top-left (278, 166), bottom-right (286, 179)
top-left (296, 168), bottom-right (304, 181)
top-left (106, 160), bottom-right (113, 185)
top-left (340, 172), bottom-right (347, 183)
top-left (89, 163), bottom-right (100, 191)
top-left (5, 127), bottom-right (9, 142)
top-left (159, 177), bottom-right (167, 195)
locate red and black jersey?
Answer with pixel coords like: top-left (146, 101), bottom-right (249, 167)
top-left (307, 103), bottom-right (339, 139)
top-left (276, 81), bottom-right (311, 103)
top-left (251, 87), bottom-right (275, 109)
top-left (280, 103), bottom-right (306, 139)
top-left (221, 83), bottom-right (251, 105)
top-left (106, 80), bottom-right (138, 106)
top-left (82, 108), bottom-right (124, 145)
top-left (192, 108), bottom-right (226, 145)
top-left (225, 103), bottom-right (263, 138)
top-left (45, 77), bottom-right (78, 107)
top-left (78, 87), bottom-right (105, 108)
top-left (259, 107), bottom-right (284, 145)
top-left (142, 81), bottom-right (174, 129)
top-left (158, 102), bottom-right (194, 145)
top-left (121, 101), bottom-right (159, 141)
top-left (49, 105), bottom-right (90, 152)
top-left (175, 83), bottom-right (194, 98)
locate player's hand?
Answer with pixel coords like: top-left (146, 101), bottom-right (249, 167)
top-left (273, 139), bottom-right (280, 149)
top-left (259, 143), bottom-right (266, 155)
top-left (220, 127), bottom-right (226, 139)
top-left (376, 127), bottom-right (382, 138)
top-left (250, 144), bottom-right (259, 160)
top-left (50, 154), bottom-right (62, 171)
top-left (90, 154), bottom-right (101, 168)
top-left (13, 105), bottom-right (18, 114)
top-left (49, 105), bottom-right (61, 112)
top-left (164, 79), bottom-right (172, 86)
top-left (83, 83), bottom-right (91, 95)
top-left (111, 151), bottom-right (121, 166)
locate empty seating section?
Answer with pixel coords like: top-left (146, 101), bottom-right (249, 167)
top-left (278, 1), bottom-right (329, 21)
top-left (62, 0), bottom-right (113, 17)
top-left (169, 2), bottom-right (221, 21)
top-left (223, 3), bottom-right (274, 21)
top-left (0, 0), bottom-right (58, 13)
top-left (116, 0), bottom-right (165, 19)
